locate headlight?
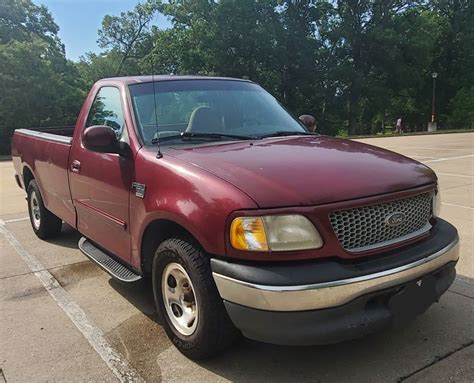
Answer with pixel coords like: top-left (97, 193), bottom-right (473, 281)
top-left (230, 215), bottom-right (323, 252)
top-left (433, 189), bottom-right (441, 217)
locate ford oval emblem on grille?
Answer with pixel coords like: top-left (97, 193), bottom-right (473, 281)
top-left (385, 212), bottom-right (406, 227)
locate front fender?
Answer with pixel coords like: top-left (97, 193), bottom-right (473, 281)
top-left (129, 151), bottom-right (258, 270)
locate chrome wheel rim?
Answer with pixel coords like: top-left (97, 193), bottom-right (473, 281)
top-left (30, 191), bottom-right (41, 229)
top-left (162, 262), bottom-right (199, 336)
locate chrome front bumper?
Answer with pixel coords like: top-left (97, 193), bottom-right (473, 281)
top-left (212, 237), bottom-right (459, 312)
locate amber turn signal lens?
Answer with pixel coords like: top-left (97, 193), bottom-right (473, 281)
top-left (230, 215), bottom-right (323, 252)
top-left (230, 217), bottom-right (269, 251)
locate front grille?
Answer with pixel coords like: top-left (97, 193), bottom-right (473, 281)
top-left (329, 192), bottom-right (433, 252)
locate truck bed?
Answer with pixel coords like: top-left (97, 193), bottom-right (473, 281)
top-left (15, 126), bottom-right (75, 144)
top-left (11, 126), bottom-right (76, 227)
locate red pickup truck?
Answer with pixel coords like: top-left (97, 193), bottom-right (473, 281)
top-left (12, 76), bottom-right (459, 359)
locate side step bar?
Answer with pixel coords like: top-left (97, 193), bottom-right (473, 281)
top-left (78, 237), bottom-right (142, 283)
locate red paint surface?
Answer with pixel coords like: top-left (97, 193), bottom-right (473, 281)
top-left (11, 76), bottom-right (438, 270)
top-left (167, 136), bottom-right (435, 208)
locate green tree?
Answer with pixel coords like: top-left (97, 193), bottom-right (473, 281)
top-left (0, 0), bottom-right (61, 48)
top-left (151, 1), bottom-right (326, 120)
top-left (431, 0), bottom-right (474, 127)
top-left (97, 0), bottom-right (159, 75)
top-left (0, 0), bottom-right (84, 155)
top-left (1, 0), bottom-right (472, 155)
top-left (76, 51), bottom-right (139, 89)
top-left (448, 86), bottom-right (474, 129)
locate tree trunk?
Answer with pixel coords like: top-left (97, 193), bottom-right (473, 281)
top-left (348, 80), bottom-right (360, 136)
top-left (116, 54), bottom-right (127, 76)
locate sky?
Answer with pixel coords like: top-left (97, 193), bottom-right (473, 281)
top-left (36, 0), bottom-right (170, 61)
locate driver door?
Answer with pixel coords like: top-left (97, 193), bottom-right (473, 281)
top-left (69, 86), bottom-right (133, 262)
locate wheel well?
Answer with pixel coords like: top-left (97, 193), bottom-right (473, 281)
top-left (23, 167), bottom-right (34, 188)
top-left (141, 219), bottom-right (198, 275)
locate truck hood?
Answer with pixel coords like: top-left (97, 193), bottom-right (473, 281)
top-left (165, 136), bottom-right (436, 208)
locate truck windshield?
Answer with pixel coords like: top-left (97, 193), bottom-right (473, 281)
top-left (128, 80), bottom-right (307, 145)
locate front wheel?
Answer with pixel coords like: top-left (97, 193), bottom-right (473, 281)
top-left (27, 180), bottom-right (62, 239)
top-left (152, 238), bottom-right (239, 360)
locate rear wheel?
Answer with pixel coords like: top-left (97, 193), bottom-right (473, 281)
top-left (27, 180), bottom-right (62, 239)
top-left (152, 238), bottom-right (239, 360)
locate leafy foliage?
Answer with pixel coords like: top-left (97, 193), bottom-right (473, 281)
top-left (448, 87), bottom-right (474, 129)
top-left (0, 0), bottom-right (473, 155)
top-left (97, 0), bottom-right (159, 75)
top-left (0, 0), bottom-right (60, 47)
top-left (0, 0), bottom-right (85, 154)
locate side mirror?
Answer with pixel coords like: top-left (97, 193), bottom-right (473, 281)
top-left (83, 125), bottom-right (127, 156)
top-left (299, 115), bottom-right (317, 133)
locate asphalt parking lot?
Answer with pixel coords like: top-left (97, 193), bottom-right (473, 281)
top-left (1, 132), bottom-right (473, 383)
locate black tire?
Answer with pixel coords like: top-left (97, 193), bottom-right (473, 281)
top-left (27, 180), bottom-right (62, 239)
top-left (152, 238), bottom-right (239, 360)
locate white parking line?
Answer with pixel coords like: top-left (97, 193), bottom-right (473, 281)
top-left (441, 202), bottom-right (474, 210)
top-left (423, 154), bottom-right (474, 163)
top-left (3, 217), bottom-right (29, 223)
top-left (437, 173), bottom-right (474, 179)
top-left (0, 220), bottom-right (144, 383)
top-left (408, 155), bottom-right (436, 159)
top-left (387, 146), bottom-right (468, 151)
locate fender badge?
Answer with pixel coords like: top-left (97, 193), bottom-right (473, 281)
top-left (416, 279), bottom-right (423, 287)
top-left (131, 182), bottom-right (146, 198)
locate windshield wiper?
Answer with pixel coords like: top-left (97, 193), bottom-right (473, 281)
top-left (151, 134), bottom-right (181, 144)
top-left (151, 131), bottom-right (309, 145)
top-left (258, 131), bottom-right (315, 139)
top-left (152, 132), bottom-right (256, 144)
top-left (181, 132), bottom-right (257, 140)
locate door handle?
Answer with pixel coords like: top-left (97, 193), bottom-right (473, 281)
top-left (71, 160), bottom-right (81, 173)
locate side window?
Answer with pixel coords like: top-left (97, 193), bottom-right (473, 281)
top-left (86, 87), bottom-right (125, 138)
